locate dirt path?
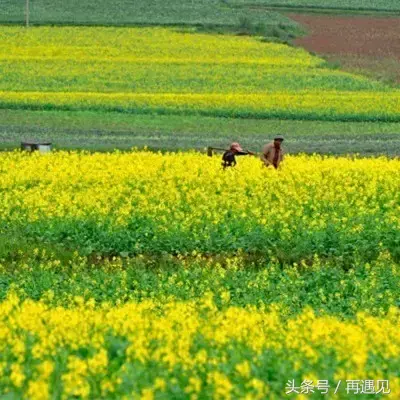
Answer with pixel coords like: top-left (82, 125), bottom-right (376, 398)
top-left (289, 14), bottom-right (400, 84)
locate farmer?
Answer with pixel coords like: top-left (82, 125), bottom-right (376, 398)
top-left (261, 135), bottom-right (285, 169)
top-left (222, 142), bottom-right (254, 169)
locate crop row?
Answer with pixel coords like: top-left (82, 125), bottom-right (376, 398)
top-left (0, 91), bottom-right (399, 122)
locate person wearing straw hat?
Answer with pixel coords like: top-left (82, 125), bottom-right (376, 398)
top-left (261, 135), bottom-right (285, 169)
top-left (222, 142), bottom-right (254, 169)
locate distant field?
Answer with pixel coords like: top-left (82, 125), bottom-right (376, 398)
top-left (0, 0), bottom-right (296, 28)
top-left (232, 0), bottom-right (400, 12)
top-left (0, 26), bottom-right (399, 122)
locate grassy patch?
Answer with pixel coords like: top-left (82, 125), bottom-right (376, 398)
top-left (323, 55), bottom-right (400, 87)
top-left (1, 109), bottom-right (400, 155)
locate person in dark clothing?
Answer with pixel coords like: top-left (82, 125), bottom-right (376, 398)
top-left (222, 142), bottom-right (254, 169)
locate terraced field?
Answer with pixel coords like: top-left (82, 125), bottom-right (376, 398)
top-left (0, 26), bottom-right (399, 122)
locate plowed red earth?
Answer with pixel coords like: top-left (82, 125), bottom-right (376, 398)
top-left (289, 14), bottom-right (400, 84)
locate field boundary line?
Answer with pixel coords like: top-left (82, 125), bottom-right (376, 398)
top-left (233, 4), bottom-right (400, 16)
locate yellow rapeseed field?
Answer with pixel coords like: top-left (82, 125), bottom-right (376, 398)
top-left (0, 293), bottom-right (399, 399)
top-left (0, 150), bottom-right (399, 258)
top-left (1, 91), bottom-right (399, 121)
top-left (1, 20), bottom-right (399, 400)
top-left (0, 151), bottom-right (399, 398)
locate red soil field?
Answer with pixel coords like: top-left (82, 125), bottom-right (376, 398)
top-left (289, 14), bottom-right (400, 84)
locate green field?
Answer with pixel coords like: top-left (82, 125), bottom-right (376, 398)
top-left (1, 110), bottom-right (400, 155)
top-left (231, 0), bottom-right (400, 12)
top-left (0, 0), bottom-right (297, 28)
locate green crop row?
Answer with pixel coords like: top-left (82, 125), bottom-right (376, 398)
top-left (1, 250), bottom-right (399, 318)
top-left (232, 0), bottom-right (400, 12)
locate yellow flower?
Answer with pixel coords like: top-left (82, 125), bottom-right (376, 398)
top-left (154, 378), bottom-right (167, 391)
top-left (10, 364), bottom-right (25, 388)
top-left (27, 380), bottom-right (49, 400)
top-left (220, 290), bottom-right (231, 304)
top-left (185, 377), bottom-right (202, 394)
top-left (38, 361), bottom-right (54, 379)
top-left (235, 361), bottom-right (251, 379)
top-left (140, 388), bottom-right (155, 400)
top-left (208, 371), bottom-right (233, 400)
